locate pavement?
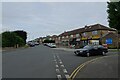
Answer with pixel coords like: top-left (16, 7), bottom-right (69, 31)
top-left (53, 47), bottom-right (120, 52)
top-left (2, 45), bottom-right (119, 52)
top-left (52, 48), bottom-right (75, 52)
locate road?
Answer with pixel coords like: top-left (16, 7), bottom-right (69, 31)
top-left (2, 45), bottom-right (119, 79)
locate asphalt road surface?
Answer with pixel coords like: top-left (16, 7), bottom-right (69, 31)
top-left (2, 45), bottom-right (119, 79)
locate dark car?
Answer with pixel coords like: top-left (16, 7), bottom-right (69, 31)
top-left (74, 45), bottom-right (108, 57)
top-left (27, 42), bottom-right (35, 47)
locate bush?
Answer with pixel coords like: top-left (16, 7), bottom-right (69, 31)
top-left (43, 39), bottom-right (55, 43)
top-left (108, 46), bottom-right (117, 49)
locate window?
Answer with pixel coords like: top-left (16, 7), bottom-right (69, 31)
top-left (70, 35), bottom-right (73, 38)
top-left (66, 36), bottom-right (68, 38)
top-left (58, 37), bottom-right (61, 40)
top-left (62, 36), bottom-right (64, 39)
top-left (83, 32), bottom-right (87, 36)
top-left (76, 34), bottom-right (80, 37)
top-left (92, 31), bottom-right (98, 35)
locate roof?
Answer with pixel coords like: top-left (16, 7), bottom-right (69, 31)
top-left (51, 35), bottom-right (58, 38)
top-left (102, 32), bottom-right (117, 38)
top-left (59, 24), bottom-right (116, 36)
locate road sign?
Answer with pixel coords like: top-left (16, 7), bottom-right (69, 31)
top-left (106, 38), bottom-right (112, 44)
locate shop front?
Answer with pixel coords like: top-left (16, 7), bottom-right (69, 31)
top-left (81, 35), bottom-right (100, 46)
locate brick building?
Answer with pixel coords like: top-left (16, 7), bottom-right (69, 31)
top-left (58, 24), bottom-right (117, 48)
top-left (38, 23), bottom-right (119, 48)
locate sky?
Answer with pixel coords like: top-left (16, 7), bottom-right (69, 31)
top-left (2, 2), bottom-right (109, 41)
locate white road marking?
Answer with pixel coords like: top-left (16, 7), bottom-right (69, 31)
top-left (65, 74), bottom-right (70, 78)
top-left (57, 55), bottom-right (60, 59)
top-left (63, 69), bottom-right (68, 73)
top-left (54, 60), bottom-right (56, 62)
top-left (54, 54), bottom-right (69, 80)
top-left (61, 65), bottom-right (65, 68)
top-left (56, 69), bottom-right (60, 73)
top-left (59, 61), bottom-right (62, 64)
top-left (59, 59), bottom-right (62, 62)
top-left (57, 75), bottom-right (62, 80)
top-left (56, 65), bottom-right (59, 68)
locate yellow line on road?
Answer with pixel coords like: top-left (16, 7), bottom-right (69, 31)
top-left (68, 55), bottom-right (115, 80)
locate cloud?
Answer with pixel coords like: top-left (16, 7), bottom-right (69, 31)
top-left (2, 2), bottom-right (108, 41)
top-left (1, 0), bottom-right (109, 2)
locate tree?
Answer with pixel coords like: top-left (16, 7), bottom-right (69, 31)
top-left (43, 39), bottom-right (55, 43)
top-left (107, 1), bottom-right (120, 33)
top-left (15, 36), bottom-right (25, 47)
top-left (13, 30), bottom-right (27, 44)
top-left (2, 31), bottom-right (16, 47)
top-left (2, 31), bottom-right (25, 47)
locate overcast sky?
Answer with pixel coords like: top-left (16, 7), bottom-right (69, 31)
top-left (2, 2), bottom-right (109, 41)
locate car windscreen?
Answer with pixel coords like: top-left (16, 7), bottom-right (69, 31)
top-left (83, 45), bottom-right (93, 49)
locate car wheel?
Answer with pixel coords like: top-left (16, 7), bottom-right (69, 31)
top-left (102, 51), bottom-right (106, 56)
top-left (86, 52), bottom-right (90, 57)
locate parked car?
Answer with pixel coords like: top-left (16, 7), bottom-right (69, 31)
top-left (51, 43), bottom-right (57, 48)
top-left (47, 43), bottom-right (56, 48)
top-left (34, 42), bottom-right (39, 45)
top-left (27, 42), bottom-right (35, 47)
top-left (74, 45), bottom-right (108, 57)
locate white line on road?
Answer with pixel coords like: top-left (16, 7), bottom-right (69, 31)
top-left (54, 60), bottom-right (57, 62)
top-left (56, 69), bottom-right (60, 73)
top-left (57, 55), bottom-right (60, 59)
top-left (61, 65), bottom-right (65, 68)
top-left (57, 75), bottom-right (62, 80)
top-left (59, 61), bottom-right (62, 64)
top-left (59, 59), bottom-right (62, 62)
top-left (65, 74), bottom-right (70, 78)
top-left (63, 69), bottom-right (68, 73)
top-left (56, 65), bottom-right (59, 68)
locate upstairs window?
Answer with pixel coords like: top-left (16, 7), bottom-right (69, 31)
top-left (83, 32), bottom-right (87, 37)
top-left (76, 34), bottom-right (80, 37)
top-left (66, 36), bottom-right (69, 38)
top-left (92, 31), bottom-right (98, 35)
top-left (70, 35), bottom-right (73, 38)
top-left (62, 36), bottom-right (64, 39)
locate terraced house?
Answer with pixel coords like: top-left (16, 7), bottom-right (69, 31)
top-left (57, 24), bottom-right (118, 48)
